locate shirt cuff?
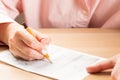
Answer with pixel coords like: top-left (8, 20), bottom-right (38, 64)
top-left (0, 13), bottom-right (15, 24)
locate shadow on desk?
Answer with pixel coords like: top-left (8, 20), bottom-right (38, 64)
top-left (84, 70), bottom-right (112, 80)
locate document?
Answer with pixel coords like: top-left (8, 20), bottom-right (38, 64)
top-left (0, 45), bottom-right (105, 80)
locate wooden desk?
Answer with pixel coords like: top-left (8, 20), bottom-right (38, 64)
top-left (0, 28), bottom-right (120, 80)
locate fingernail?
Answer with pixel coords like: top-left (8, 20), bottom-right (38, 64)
top-left (39, 54), bottom-right (44, 59)
top-left (36, 53), bottom-right (44, 59)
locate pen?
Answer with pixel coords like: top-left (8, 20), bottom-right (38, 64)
top-left (22, 23), bottom-right (52, 63)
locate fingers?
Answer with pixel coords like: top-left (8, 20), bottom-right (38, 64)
top-left (15, 30), bottom-right (43, 52)
top-left (9, 37), bottom-right (44, 60)
top-left (86, 59), bottom-right (115, 73)
top-left (8, 29), bottom-right (46, 60)
top-left (15, 38), bottom-right (44, 60)
top-left (33, 30), bottom-right (51, 47)
top-left (111, 59), bottom-right (120, 80)
top-left (11, 46), bottom-right (34, 61)
top-left (8, 27), bottom-right (51, 61)
top-left (86, 54), bottom-right (120, 80)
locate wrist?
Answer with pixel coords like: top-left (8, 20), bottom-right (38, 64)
top-left (0, 22), bottom-right (24, 45)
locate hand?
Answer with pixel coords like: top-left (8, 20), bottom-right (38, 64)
top-left (86, 54), bottom-right (120, 80)
top-left (4, 23), bottom-right (50, 61)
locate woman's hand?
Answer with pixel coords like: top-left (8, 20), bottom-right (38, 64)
top-left (0, 22), bottom-right (50, 60)
top-left (86, 54), bottom-right (120, 80)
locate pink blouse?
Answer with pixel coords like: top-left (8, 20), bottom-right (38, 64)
top-left (0, 0), bottom-right (100, 28)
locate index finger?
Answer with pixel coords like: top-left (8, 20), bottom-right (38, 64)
top-left (86, 59), bottom-right (115, 73)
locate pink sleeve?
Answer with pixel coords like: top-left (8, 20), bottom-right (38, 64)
top-left (0, 0), bottom-right (22, 23)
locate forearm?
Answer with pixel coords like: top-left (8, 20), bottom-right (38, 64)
top-left (0, 22), bottom-right (24, 45)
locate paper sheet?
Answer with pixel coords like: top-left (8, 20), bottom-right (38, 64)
top-left (0, 45), bottom-right (105, 80)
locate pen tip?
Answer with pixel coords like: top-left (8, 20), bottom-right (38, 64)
top-left (49, 60), bottom-right (53, 64)
top-left (47, 59), bottom-right (52, 64)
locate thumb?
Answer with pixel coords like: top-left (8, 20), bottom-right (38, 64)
top-left (111, 59), bottom-right (120, 80)
top-left (86, 59), bottom-right (115, 73)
